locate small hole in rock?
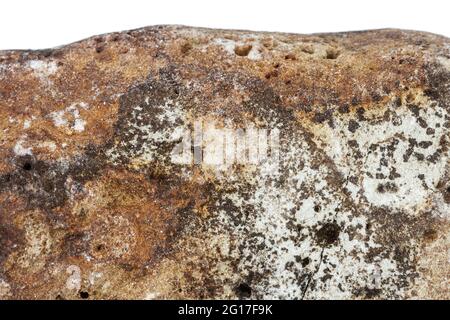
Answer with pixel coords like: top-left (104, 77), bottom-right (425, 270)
top-left (235, 283), bottom-right (252, 298)
top-left (313, 204), bottom-right (321, 212)
top-left (22, 162), bottom-right (32, 171)
top-left (325, 48), bottom-right (340, 59)
top-left (79, 291), bottom-right (89, 299)
top-left (96, 244), bottom-right (104, 251)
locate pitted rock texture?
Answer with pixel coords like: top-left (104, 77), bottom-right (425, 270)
top-left (0, 26), bottom-right (449, 300)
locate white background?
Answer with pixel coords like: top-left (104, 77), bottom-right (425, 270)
top-left (0, 0), bottom-right (448, 50)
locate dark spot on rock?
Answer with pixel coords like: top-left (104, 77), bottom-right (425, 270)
top-left (376, 182), bottom-right (398, 193)
top-left (348, 119), bottom-right (360, 133)
top-left (265, 69), bottom-right (278, 79)
top-left (301, 257), bottom-right (310, 267)
top-left (418, 141), bottom-right (432, 149)
top-left (351, 96), bottom-right (361, 106)
top-left (422, 228), bottom-right (438, 242)
top-left (417, 117), bottom-right (428, 129)
top-left (388, 167), bottom-right (401, 180)
top-left (316, 222), bottom-right (340, 246)
top-left (375, 173), bottom-right (385, 179)
top-left (348, 140), bottom-right (358, 148)
top-left (443, 186), bottom-right (450, 204)
top-left (414, 152), bottom-right (425, 161)
top-left (408, 104), bottom-right (420, 117)
top-left (356, 107), bottom-right (366, 121)
top-left (355, 287), bottom-right (382, 299)
top-left (371, 92), bottom-right (382, 102)
top-left (426, 150), bottom-right (441, 164)
top-left (403, 138), bottom-right (417, 162)
top-left (338, 104), bottom-right (349, 114)
top-left (110, 34), bottom-right (120, 42)
top-left (406, 92), bottom-right (415, 103)
top-left (180, 42), bottom-right (193, 55)
top-left (22, 161), bottom-right (32, 171)
top-left (426, 128), bottom-right (435, 135)
top-left (313, 204), bottom-right (321, 212)
top-left (383, 109), bottom-right (391, 122)
top-left (313, 109), bottom-right (334, 127)
top-left (36, 49), bottom-right (53, 58)
top-left (95, 46), bottom-right (105, 54)
top-left (285, 261), bottom-right (294, 270)
top-left (348, 176), bottom-right (358, 185)
top-left (79, 291), bottom-right (89, 299)
top-left (235, 283), bottom-right (252, 298)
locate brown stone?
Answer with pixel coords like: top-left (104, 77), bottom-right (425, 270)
top-left (0, 26), bottom-right (449, 299)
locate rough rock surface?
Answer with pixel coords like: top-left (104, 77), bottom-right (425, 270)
top-left (0, 26), bottom-right (449, 300)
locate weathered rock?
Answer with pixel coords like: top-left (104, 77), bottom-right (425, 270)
top-left (0, 26), bottom-right (449, 300)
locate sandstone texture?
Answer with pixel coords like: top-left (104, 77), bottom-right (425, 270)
top-left (0, 26), bottom-right (449, 300)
